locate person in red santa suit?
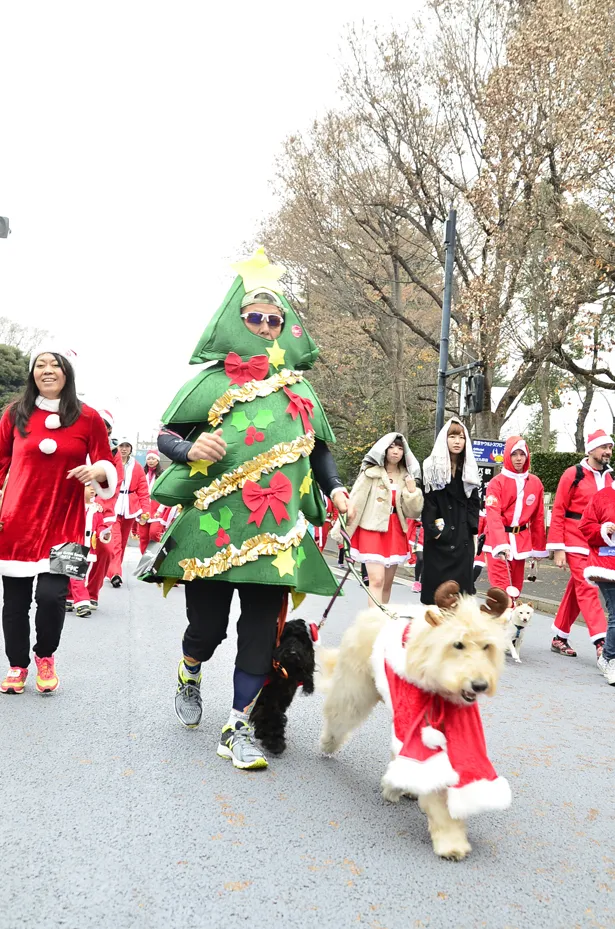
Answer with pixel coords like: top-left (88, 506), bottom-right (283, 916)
top-left (547, 429), bottom-right (613, 662)
top-left (107, 439), bottom-right (150, 588)
top-left (406, 518), bottom-right (424, 593)
top-left (313, 493), bottom-right (337, 552)
top-left (580, 486), bottom-right (615, 686)
top-left (73, 409), bottom-right (124, 609)
top-left (0, 349), bottom-right (116, 694)
top-left (473, 509), bottom-right (487, 583)
top-left (484, 436), bottom-right (547, 598)
top-left (68, 484), bottom-right (113, 617)
top-left (137, 450), bottom-right (164, 554)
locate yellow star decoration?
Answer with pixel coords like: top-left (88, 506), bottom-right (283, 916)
top-left (299, 470), bottom-right (313, 497)
top-left (266, 340), bottom-right (286, 370)
top-left (232, 247), bottom-right (286, 294)
top-left (188, 459), bottom-right (214, 478)
top-left (271, 545), bottom-right (296, 578)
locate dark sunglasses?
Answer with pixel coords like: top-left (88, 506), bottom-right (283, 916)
top-left (241, 311), bottom-right (284, 329)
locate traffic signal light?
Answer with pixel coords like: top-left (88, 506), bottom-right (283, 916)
top-left (0, 217), bottom-right (10, 238)
top-left (465, 373), bottom-right (485, 414)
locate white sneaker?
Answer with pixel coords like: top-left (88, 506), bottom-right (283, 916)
top-left (598, 654), bottom-right (608, 674)
top-left (603, 657), bottom-right (615, 686)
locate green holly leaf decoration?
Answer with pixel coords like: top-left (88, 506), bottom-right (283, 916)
top-left (230, 411), bottom-right (250, 432)
top-left (296, 546), bottom-right (306, 567)
top-left (199, 513), bottom-right (220, 536)
top-left (252, 409), bottom-right (275, 429)
top-left (218, 506), bottom-right (233, 531)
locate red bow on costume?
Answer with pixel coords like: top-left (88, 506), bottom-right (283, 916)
top-left (284, 387), bottom-right (314, 434)
top-left (242, 472), bottom-right (293, 528)
top-left (224, 352), bottom-right (269, 386)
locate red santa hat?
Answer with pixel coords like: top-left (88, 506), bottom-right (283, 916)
top-left (98, 409), bottom-right (114, 430)
top-left (146, 449), bottom-right (161, 461)
top-left (586, 429), bottom-right (614, 454)
top-left (29, 346), bottom-right (78, 371)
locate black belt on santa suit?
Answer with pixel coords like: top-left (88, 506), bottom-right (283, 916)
top-left (565, 510), bottom-right (583, 520)
top-left (504, 523), bottom-right (529, 534)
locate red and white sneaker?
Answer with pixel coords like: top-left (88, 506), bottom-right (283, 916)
top-left (0, 667), bottom-right (28, 694)
top-left (35, 655), bottom-right (59, 693)
top-left (412, 581), bottom-right (422, 593)
top-left (550, 637), bottom-right (577, 657)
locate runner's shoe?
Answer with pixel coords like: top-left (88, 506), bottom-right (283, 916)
top-left (412, 581), bottom-right (422, 593)
top-left (65, 600), bottom-right (74, 612)
top-left (598, 652), bottom-right (608, 674)
top-left (551, 637), bottom-right (577, 657)
top-left (90, 600), bottom-right (98, 610)
top-left (603, 657), bottom-right (615, 686)
top-left (0, 667), bottom-right (28, 694)
top-left (35, 656), bottom-right (58, 693)
top-left (174, 661), bottom-right (203, 729)
top-left (217, 720), bottom-right (268, 770)
top-left (110, 575), bottom-right (123, 588)
top-left (596, 642), bottom-right (605, 670)
top-left (75, 605), bottom-right (92, 617)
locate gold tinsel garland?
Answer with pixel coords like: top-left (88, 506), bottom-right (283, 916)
top-left (193, 433), bottom-right (315, 511)
top-left (208, 369), bottom-right (304, 426)
top-left (179, 515), bottom-right (308, 580)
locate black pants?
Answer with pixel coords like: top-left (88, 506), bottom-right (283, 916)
top-left (2, 573), bottom-right (69, 668)
top-left (415, 553), bottom-right (424, 583)
top-left (183, 580), bottom-right (286, 675)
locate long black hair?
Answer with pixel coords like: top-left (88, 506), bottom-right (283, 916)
top-left (11, 353), bottom-right (82, 438)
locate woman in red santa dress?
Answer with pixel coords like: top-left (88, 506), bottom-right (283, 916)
top-left (107, 438), bottom-right (150, 588)
top-left (137, 449), bottom-right (163, 554)
top-left (0, 349), bottom-right (116, 694)
top-left (484, 436), bottom-right (548, 598)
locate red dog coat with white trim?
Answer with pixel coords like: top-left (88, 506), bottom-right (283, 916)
top-left (371, 620), bottom-right (511, 819)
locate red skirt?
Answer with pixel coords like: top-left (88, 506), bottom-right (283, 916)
top-left (350, 513), bottom-right (410, 567)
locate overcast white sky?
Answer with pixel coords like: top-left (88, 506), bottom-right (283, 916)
top-left (0, 0), bottom-right (418, 442)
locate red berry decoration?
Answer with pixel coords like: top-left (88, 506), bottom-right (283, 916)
top-left (215, 528), bottom-right (230, 547)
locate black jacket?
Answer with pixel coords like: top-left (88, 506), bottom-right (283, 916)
top-left (420, 469), bottom-right (480, 605)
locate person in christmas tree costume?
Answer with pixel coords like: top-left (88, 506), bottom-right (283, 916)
top-left (142, 249), bottom-right (352, 770)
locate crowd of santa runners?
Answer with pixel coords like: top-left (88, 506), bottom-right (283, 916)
top-left (1, 282), bottom-right (615, 773)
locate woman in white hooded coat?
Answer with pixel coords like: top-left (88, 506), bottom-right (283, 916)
top-left (343, 433), bottom-right (423, 604)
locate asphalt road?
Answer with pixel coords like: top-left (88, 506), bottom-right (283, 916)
top-left (1, 547), bottom-right (614, 929)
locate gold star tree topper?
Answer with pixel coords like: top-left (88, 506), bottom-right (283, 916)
top-left (231, 247), bottom-right (286, 295)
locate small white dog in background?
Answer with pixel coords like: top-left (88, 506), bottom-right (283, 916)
top-left (506, 602), bottom-right (534, 663)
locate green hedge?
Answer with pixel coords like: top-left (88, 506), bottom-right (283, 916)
top-left (532, 452), bottom-right (581, 493)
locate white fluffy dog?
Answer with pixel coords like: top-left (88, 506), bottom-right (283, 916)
top-left (505, 602), bottom-right (534, 663)
top-left (318, 582), bottom-right (512, 861)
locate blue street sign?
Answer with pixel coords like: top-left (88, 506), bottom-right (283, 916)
top-left (472, 440), bottom-right (505, 466)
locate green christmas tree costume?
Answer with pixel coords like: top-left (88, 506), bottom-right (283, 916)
top-left (139, 249), bottom-right (340, 601)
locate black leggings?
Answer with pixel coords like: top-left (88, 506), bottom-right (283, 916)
top-left (183, 580), bottom-right (287, 675)
top-left (2, 573), bottom-right (69, 668)
top-left (414, 553), bottom-right (424, 583)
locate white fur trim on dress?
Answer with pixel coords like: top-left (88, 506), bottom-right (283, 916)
top-left (601, 524), bottom-right (615, 547)
top-left (350, 548), bottom-right (409, 567)
top-left (44, 414), bottom-right (61, 430)
top-left (382, 751), bottom-right (459, 796)
top-left (447, 776), bottom-right (512, 819)
top-left (584, 566), bottom-right (615, 582)
top-left (421, 725), bottom-right (447, 750)
top-left (547, 544), bottom-right (589, 555)
top-left (90, 459), bottom-right (118, 500)
top-left (39, 439), bottom-right (57, 455)
top-left (0, 557), bottom-right (51, 576)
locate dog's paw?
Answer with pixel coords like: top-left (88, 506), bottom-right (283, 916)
top-left (433, 836), bottom-right (472, 861)
top-left (319, 733), bottom-right (341, 755)
top-left (514, 657), bottom-right (522, 664)
top-left (381, 782), bottom-right (403, 804)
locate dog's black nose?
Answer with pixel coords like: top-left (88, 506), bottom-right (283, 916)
top-left (471, 680), bottom-right (489, 693)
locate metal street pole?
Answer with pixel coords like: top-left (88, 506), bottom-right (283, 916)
top-left (435, 208), bottom-right (457, 438)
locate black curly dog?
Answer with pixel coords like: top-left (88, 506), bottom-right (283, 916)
top-left (250, 619), bottom-right (315, 755)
